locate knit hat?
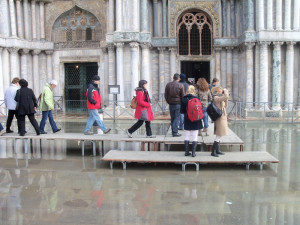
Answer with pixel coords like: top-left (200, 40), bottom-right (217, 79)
top-left (179, 73), bottom-right (186, 81)
top-left (92, 75), bottom-right (100, 81)
top-left (50, 80), bottom-right (58, 86)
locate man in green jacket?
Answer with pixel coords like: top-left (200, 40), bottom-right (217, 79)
top-left (39, 80), bottom-right (61, 134)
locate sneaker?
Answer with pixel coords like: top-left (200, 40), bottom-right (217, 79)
top-left (53, 128), bottom-right (61, 133)
top-left (84, 131), bottom-right (94, 135)
top-left (40, 131), bottom-right (47, 134)
top-left (172, 133), bottom-right (182, 137)
top-left (126, 130), bottom-right (132, 138)
top-left (103, 128), bottom-right (111, 134)
top-left (0, 130), bottom-right (5, 136)
top-left (146, 135), bottom-right (156, 138)
top-left (6, 130), bottom-right (13, 133)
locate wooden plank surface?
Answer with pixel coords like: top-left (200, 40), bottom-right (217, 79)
top-left (102, 150), bottom-right (279, 163)
top-left (164, 130), bottom-right (204, 144)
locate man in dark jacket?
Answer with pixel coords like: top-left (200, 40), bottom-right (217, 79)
top-left (84, 75), bottom-right (111, 135)
top-left (164, 73), bottom-right (184, 137)
top-left (179, 73), bottom-right (189, 130)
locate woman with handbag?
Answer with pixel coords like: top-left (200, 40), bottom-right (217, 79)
top-left (211, 87), bottom-right (229, 157)
top-left (196, 78), bottom-right (212, 136)
top-left (180, 85), bottom-right (203, 157)
top-left (126, 80), bottom-right (155, 138)
top-left (15, 79), bottom-right (40, 136)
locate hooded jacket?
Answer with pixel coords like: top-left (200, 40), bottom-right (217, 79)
top-left (134, 88), bottom-right (154, 121)
top-left (40, 83), bottom-right (55, 111)
top-left (86, 82), bottom-right (101, 110)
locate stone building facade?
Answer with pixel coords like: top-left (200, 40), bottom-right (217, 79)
top-left (0, 0), bottom-right (299, 111)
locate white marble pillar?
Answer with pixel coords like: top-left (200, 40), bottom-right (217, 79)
top-left (108, 0), bottom-right (114, 32)
top-left (0, 0), bottom-right (10, 37)
top-left (45, 51), bottom-right (53, 81)
top-left (230, 0), bottom-right (235, 36)
top-left (23, 0), bottom-right (30, 39)
top-left (232, 49), bottom-right (239, 100)
top-left (0, 48), bottom-right (4, 101)
top-left (227, 0), bottom-right (231, 37)
top-left (116, 0), bottom-right (123, 31)
top-left (132, 0), bottom-right (139, 32)
top-left (142, 43), bottom-right (152, 94)
top-left (255, 44), bottom-right (260, 103)
top-left (32, 50), bottom-right (41, 95)
top-left (108, 44), bottom-right (115, 101)
top-left (158, 47), bottom-right (165, 97)
top-left (39, 52), bottom-right (47, 92)
top-left (2, 49), bottom-right (10, 91)
top-left (130, 42), bottom-right (140, 99)
top-left (16, 0), bottom-right (23, 38)
top-left (226, 47), bottom-right (233, 93)
top-left (9, 0), bottom-right (17, 37)
top-left (284, 42), bottom-right (295, 109)
top-left (259, 42), bottom-right (270, 108)
top-left (294, 0), bottom-right (300, 30)
top-left (169, 47), bottom-right (177, 81)
top-left (221, 49), bottom-right (227, 87)
top-left (162, 0), bottom-right (167, 37)
top-left (267, 0), bottom-right (273, 30)
top-left (215, 47), bottom-right (221, 82)
top-left (115, 43), bottom-right (125, 104)
top-left (285, 0), bottom-right (291, 30)
top-left (39, 1), bottom-right (45, 40)
top-left (257, 0), bottom-right (264, 30)
top-left (153, 0), bottom-right (159, 37)
top-left (247, 0), bottom-right (255, 31)
top-left (245, 43), bottom-right (255, 108)
top-left (221, 0), bottom-right (227, 37)
top-left (31, 0), bottom-right (37, 40)
top-left (141, 0), bottom-right (149, 32)
top-left (20, 49), bottom-right (30, 80)
top-left (272, 42), bottom-right (283, 110)
top-left (8, 47), bottom-right (20, 80)
top-left (275, 0), bottom-right (282, 30)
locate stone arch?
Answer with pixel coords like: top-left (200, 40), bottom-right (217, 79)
top-left (51, 6), bottom-right (101, 42)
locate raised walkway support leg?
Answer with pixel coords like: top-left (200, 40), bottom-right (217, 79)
top-left (91, 141), bottom-right (96, 156)
top-left (81, 140), bottom-right (85, 156)
top-left (182, 163), bottom-right (199, 171)
top-left (24, 139), bottom-right (28, 154)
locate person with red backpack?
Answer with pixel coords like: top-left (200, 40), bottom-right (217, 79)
top-left (180, 85), bottom-right (203, 157)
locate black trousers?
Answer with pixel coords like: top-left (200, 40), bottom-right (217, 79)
top-left (128, 120), bottom-right (152, 136)
top-left (18, 114), bottom-right (40, 135)
top-left (6, 110), bottom-right (21, 132)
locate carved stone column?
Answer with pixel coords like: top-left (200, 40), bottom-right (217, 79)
top-left (9, 0), bottom-right (17, 37)
top-left (8, 47), bottom-right (20, 80)
top-left (226, 47), bottom-right (233, 93)
top-left (45, 50), bottom-right (53, 81)
top-left (23, 0), bottom-right (30, 39)
top-left (221, 0), bottom-right (227, 37)
top-left (116, 0), bottom-right (123, 31)
top-left (284, 42), bottom-right (295, 110)
top-left (169, 47), bottom-right (177, 81)
top-left (284, 0), bottom-right (291, 30)
top-left (272, 42), bottom-right (283, 110)
top-left (132, 0), bottom-right (139, 32)
top-left (215, 47), bottom-right (222, 81)
top-left (254, 44), bottom-right (260, 103)
top-left (275, 0), bottom-right (283, 30)
top-left (130, 42), bottom-right (140, 98)
top-left (259, 42), bottom-right (271, 108)
top-left (267, 0), bottom-right (273, 30)
top-left (162, 0), bottom-right (167, 37)
top-left (158, 47), bottom-right (165, 97)
top-left (232, 48), bottom-right (239, 100)
top-left (141, 43), bottom-right (152, 94)
top-left (32, 50), bottom-right (41, 95)
top-left (16, 0), bottom-right (23, 38)
top-left (247, 0), bottom-right (254, 31)
top-left (31, 0), bottom-right (37, 40)
top-left (107, 0), bottom-right (114, 33)
top-left (153, 0), bottom-right (159, 37)
top-left (257, 0), bottom-right (264, 30)
top-left (20, 49), bottom-right (30, 80)
top-left (0, 0), bottom-right (10, 37)
top-left (245, 43), bottom-right (255, 108)
top-left (115, 43), bottom-right (125, 104)
top-left (107, 44), bottom-right (115, 102)
top-left (230, 0), bottom-right (235, 36)
top-left (294, 0), bottom-right (300, 30)
top-left (141, 0), bottom-right (149, 32)
top-left (39, 1), bottom-right (45, 40)
top-left (0, 48), bottom-right (4, 101)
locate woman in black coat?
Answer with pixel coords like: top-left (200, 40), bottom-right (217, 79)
top-left (180, 85), bottom-right (203, 157)
top-left (15, 79), bottom-right (40, 136)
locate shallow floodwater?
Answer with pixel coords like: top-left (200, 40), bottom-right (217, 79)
top-left (0, 120), bottom-right (299, 225)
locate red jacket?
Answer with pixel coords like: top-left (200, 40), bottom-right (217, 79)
top-left (86, 83), bottom-right (101, 110)
top-left (134, 89), bottom-right (154, 121)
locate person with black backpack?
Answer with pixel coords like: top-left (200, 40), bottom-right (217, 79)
top-left (180, 85), bottom-right (203, 157)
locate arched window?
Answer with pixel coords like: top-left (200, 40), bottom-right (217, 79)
top-left (76, 28), bottom-right (82, 41)
top-left (86, 28), bottom-right (92, 41)
top-left (177, 12), bottom-right (212, 56)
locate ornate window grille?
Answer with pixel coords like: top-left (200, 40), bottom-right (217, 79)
top-left (177, 12), bottom-right (212, 56)
top-left (66, 28), bottom-right (72, 41)
top-left (86, 28), bottom-right (92, 41)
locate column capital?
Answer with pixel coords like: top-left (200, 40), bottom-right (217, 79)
top-left (225, 46), bottom-right (234, 51)
top-left (141, 43), bottom-right (152, 49)
top-left (129, 42), bottom-right (139, 48)
top-left (286, 41), bottom-right (296, 46)
top-left (157, 47), bottom-right (166, 52)
top-left (107, 44), bottom-right (115, 51)
top-left (259, 41), bottom-right (271, 46)
top-left (273, 41), bottom-right (284, 46)
top-left (168, 47), bottom-right (177, 53)
top-left (7, 47), bottom-right (20, 54)
top-left (101, 46), bottom-right (108, 53)
top-left (115, 42), bottom-right (124, 48)
top-left (244, 42), bottom-right (255, 50)
top-left (214, 47), bottom-right (222, 52)
top-left (45, 50), bottom-right (54, 55)
top-left (0, 47), bottom-right (3, 53)
top-left (32, 49), bottom-right (41, 55)
top-left (20, 49), bottom-right (30, 55)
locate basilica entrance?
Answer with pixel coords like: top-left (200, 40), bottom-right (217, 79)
top-left (180, 61), bottom-right (210, 85)
top-left (65, 63), bottom-right (98, 112)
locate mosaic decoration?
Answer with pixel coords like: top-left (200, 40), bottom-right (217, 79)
top-left (169, 0), bottom-right (221, 38)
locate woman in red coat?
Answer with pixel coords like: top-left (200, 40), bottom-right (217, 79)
top-left (127, 80), bottom-right (155, 138)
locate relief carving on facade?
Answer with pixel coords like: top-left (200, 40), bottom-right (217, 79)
top-left (169, 0), bottom-right (221, 38)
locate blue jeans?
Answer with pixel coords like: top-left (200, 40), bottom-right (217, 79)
top-left (179, 114), bottom-right (184, 130)
top-left (202, 107), bottom-right (208, 129)
top-left (169, 104), bottom-right (181, 135)
top-left (84, 109), bottom-right (107, 132)
top-left (0, 122), bottom-right (3, 131)
top-left (40, 110), bottom-right (58, 132)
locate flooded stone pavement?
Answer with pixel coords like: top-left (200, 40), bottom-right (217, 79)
top-left (0, 120), bottom-right (299, 225)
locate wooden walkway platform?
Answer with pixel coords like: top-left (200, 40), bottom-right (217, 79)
top-left (102, 150), bottom-right (279, 171)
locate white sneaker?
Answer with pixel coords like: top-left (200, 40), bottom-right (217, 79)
top-left (0, 130), bottom-right (5, 136)
top-left (126, 130), bottom-right (132, 138)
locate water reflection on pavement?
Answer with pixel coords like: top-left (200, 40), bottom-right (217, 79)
top-left (0, 121), bottom-right (299, 225)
